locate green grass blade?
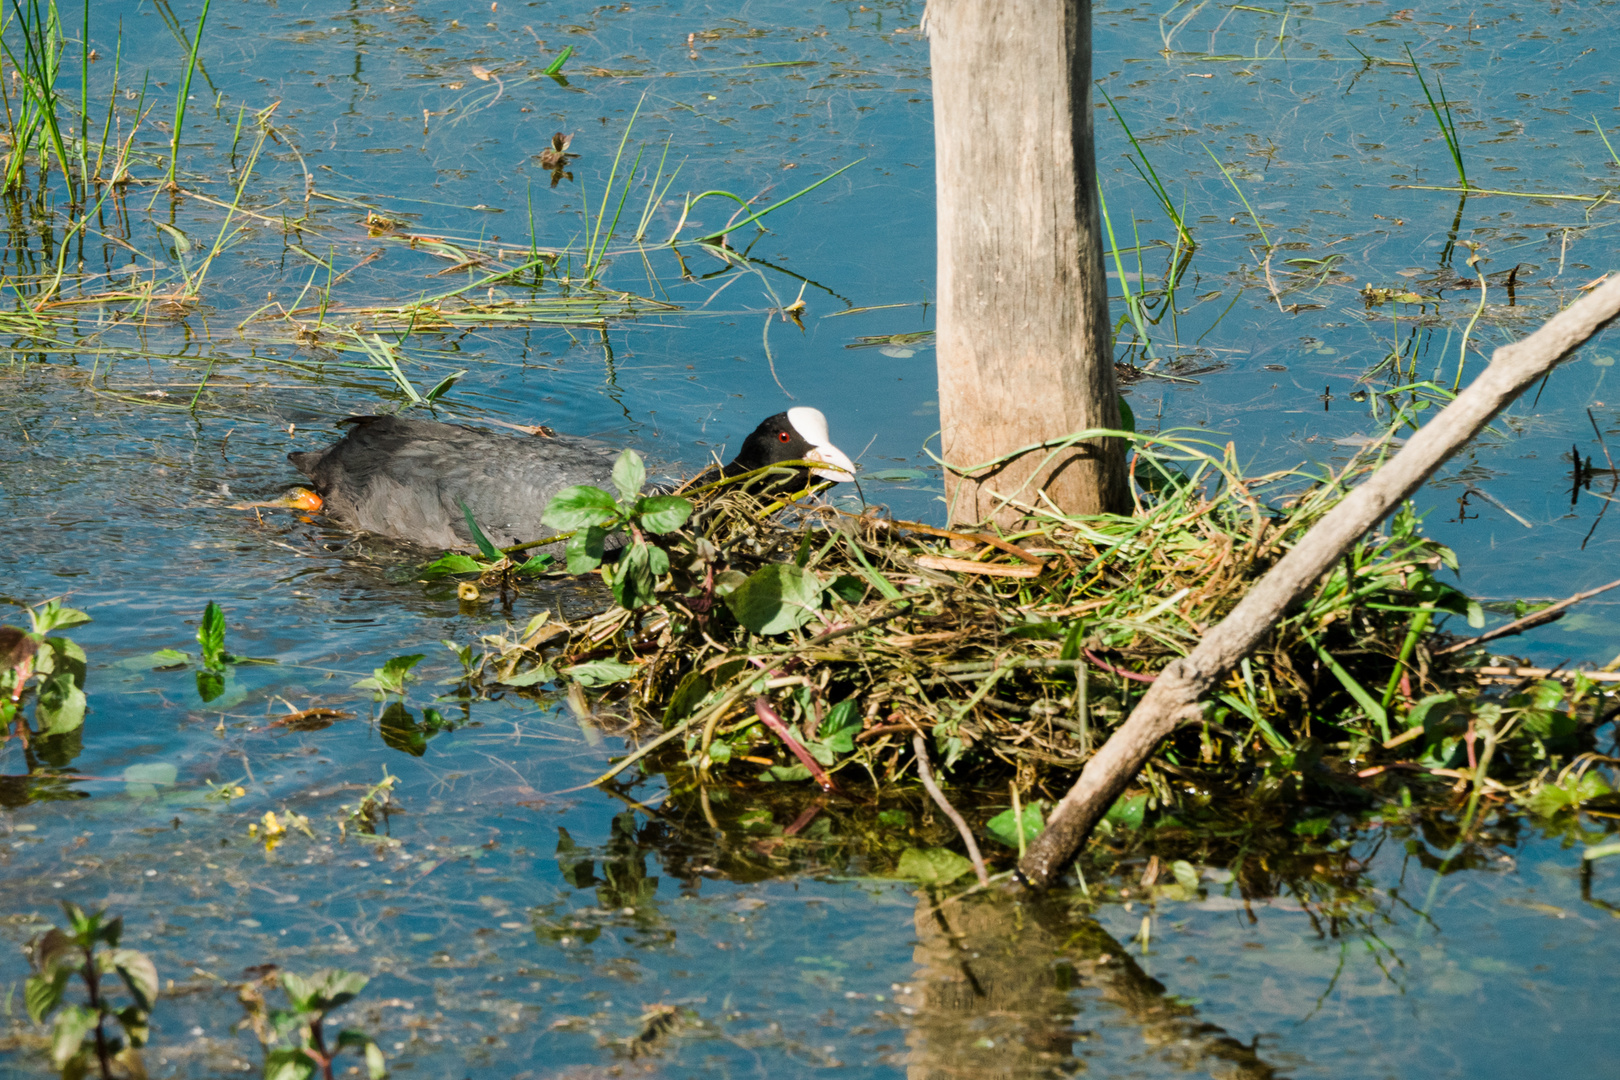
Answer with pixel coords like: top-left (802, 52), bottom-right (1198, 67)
top-left (542, 45), bottom-right (572, 76)
top-left (165, 0), bottom-right (211, 188)
top-left (1595, 115), bottom-right (1620, 168)
top-left (1099, 87), bottom-right (1194, 250)
top-left (1200, 142), bottom-right (1271, 249)
top-left (1405, 44), bottom-right (1467, 189)
top-left (688, 159), bottom-right (862, 244)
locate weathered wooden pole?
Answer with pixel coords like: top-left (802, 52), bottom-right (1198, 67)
top-left (929, 0), bottom-right (1129, 528)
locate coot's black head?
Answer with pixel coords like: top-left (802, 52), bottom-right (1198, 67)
top-left (723, 407), bottom-right (856, 485)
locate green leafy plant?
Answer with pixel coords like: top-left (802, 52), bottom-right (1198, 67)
top-left (1406, 44), bottom-right (1468, 189)
top-left (25, 902), bottom-right (158, 1079)
top-left (1, 599), bottom-right (91, 740)
top-left (248, 969), bottom-right (387, 1080)
top-left (353, 654), bottom-right (424, 699)
top-left (541, 448), bottom-right (693, 609)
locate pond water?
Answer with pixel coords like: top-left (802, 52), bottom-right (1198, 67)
top-left (3, 0), bottom-right (1619, 1076)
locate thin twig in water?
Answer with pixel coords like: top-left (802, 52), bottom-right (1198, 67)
top-left (1436, 576), bottom-right (1620, 655)
top-left (912, 732), bottom-right (989, 887)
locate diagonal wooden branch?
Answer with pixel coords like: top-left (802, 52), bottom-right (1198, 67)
top-left (1018, 274), bottom-right (1620, 890)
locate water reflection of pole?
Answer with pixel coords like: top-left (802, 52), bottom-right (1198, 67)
top-left (899, 892), bottom-right (1278, 1080)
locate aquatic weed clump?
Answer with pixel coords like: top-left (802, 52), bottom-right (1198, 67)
top-left (456, 429), bottom-right (1619, 819)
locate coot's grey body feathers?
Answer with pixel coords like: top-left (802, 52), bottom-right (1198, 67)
top-left (289, 415), bottom-right (619, 551)
top-left (287, 408), bottom-right (856, 552)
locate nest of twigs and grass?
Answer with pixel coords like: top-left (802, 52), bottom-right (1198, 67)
top-left (440, 432), bottom-right (1618, 842)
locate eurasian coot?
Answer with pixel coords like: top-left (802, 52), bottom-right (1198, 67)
top-left (287, 407), bottom-right (855, 551)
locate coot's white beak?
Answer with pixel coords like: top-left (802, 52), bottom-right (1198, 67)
top-left (806, 443), bottom-right (856, 483)
top-left (787, 406), bottom-right (856, 483)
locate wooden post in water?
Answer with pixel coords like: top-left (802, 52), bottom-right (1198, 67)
top-left (929, 0), bottom-right (1128, 528)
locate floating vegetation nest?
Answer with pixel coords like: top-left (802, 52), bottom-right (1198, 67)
top-left (439, 430), bottom-right (1616, 826)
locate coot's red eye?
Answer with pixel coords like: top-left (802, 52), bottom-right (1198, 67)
top-left (778, 431), bottom-right (791, 443)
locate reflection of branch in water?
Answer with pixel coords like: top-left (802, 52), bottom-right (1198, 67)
top-left (900, 891), bottom-right (1282, 1080)
top-left (1439, 192), bottom-right (1468, 269)
top-left (599, 325), bottom-right (635, 424)
top-left (1580, 857), bottom-right (1620, 919)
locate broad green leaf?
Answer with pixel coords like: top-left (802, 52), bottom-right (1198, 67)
top-left (1404, 692), bottom-right (1458, 735)
top-left (25, 969), bottom-right (68, 1024)
top-left (1526, 769), bottom-right (1614, 817)
top-left (35, 926), bottom-right (78, 972)
top-left (279, 971), bottom-right (317, 1012)
top-left (106, 948), bottom-right (159, 1011)
top-left (565, 526), bottom-right (607, 575)
top-left (1117, 394), bottom-right (1136, 433)
top-left (421, 553), bottom-right (484, 578)
top-left (646, 544), bottom-right (670, 577)
top-left (50, 1003), bottom-right (98, 1069)
top-left (611, 541), bottom-right (659, 610)
top-left (826, 575), bottom-right (866, 604)
top-left (611, 448), bottom-right (647, 504)
top-left (1171, 860), bottom-right (1201, 893)
top-left (198, 601), bottom-right (227, 669)
top-left (498, 664), bottom-right (555, 688)
top-left (32, 600), bottom-right (90, 633)
top-left (563, 659), bottom-right (638, 687)
top-left (724, 563), bottom-right (824, 636)
top-left (635, 495), bottom-right (692, 535)
top-left (986, 801), bottom-right (1047, 849)
top-left (662, 670), bottom-right (711, 728)
top-left (365, 1038), bottom-right (388, 1079)
top-left (60, 904), bottom-right (95, 941)
top-left (457, 501), bottom-right (501, 560)
top-left (356, 654), bottom-right (425, 696)
top-left (36, 672), bottom-right (86, 733)
top-left (1104, 793), bottom-right (1148, 830)
top-left (515, 553), bottom-right (554, 575)
top-left (265, 1047), bottom-right (320, 1080)
top-left (147, 648), bottom-right (191, 669)
top-left (818, 699), bottom-right (860, 753)
top-left (895, 847), bottom-right (973, 887)
top-left (35, 636), bottom-right (87, 684)
top-left (541, 485), bottom-right (619, 530)
top-left (114, 1002), bottom-right (150, 1046)
top-left (308, 969), bottom-right (369, 1010)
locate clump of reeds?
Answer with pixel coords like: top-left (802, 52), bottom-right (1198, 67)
top-left (453, 432), bottom-right (1615, 826)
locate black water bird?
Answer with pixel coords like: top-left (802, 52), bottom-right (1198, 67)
top-left (286, 408), bottom-right (856, 551)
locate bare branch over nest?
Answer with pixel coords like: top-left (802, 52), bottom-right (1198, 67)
top-left (1018, 274), bottom-right (1620, 890)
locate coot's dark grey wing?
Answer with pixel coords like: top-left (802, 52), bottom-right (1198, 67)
top-left (290, 415), bottom-right (619, 551)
